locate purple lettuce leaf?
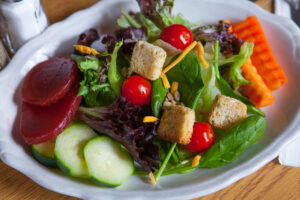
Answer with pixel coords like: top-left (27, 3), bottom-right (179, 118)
top-left (193, 21), bottom-right (243, 54)
top-left (101, 34), bottom-right (116, 54)
top-left (77, 29), bottom-right (99, 46)
top-left (77, 96), bottom-right (160, 173)
top-left (116, 27), bottom-right (147, 57)
top-left (102, 27), bottom-right (147, 57)
top-left (136, 0), bottom-right (174, 29)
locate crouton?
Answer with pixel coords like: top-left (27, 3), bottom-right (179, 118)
top-left (131, 41), bottom-right (167, 80)
top-left (154, 39), bottom-right (182, 57)
top-left (157, 105), bottom-right (195, 145)
top-left (208, 94), bottom-right (247, 129)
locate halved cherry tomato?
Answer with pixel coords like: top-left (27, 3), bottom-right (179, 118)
top-left (122, 76), bottom-right (152, 106)
top-left (183, 122), bottom-right (214, 152)
top-left (160, 24), bottom-right (194, 50)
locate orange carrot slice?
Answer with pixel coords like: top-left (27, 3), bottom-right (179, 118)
top-left (233, 16), bottom-right (287, 91)
top-left (241, 59), bottom-right (274, 108)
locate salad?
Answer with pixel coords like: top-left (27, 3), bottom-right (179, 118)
top-left (19, 0), bottom-right (287, 187)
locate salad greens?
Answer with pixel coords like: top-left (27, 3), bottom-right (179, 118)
top-left (197, 49), bottom-right (221, 116)
top-left (108, 41), bottom-right (124, 96)
top-left (70, 9), bottom-right (267, 184)
top-left (166, 52), bottom-right (204, 110)
top-left (151, 41), bottom-right (265, 175)
top-left (150, 115), bottom-right (266, 175)
top-left (77, 97), bottom-right (160, 173)
top-left (213, 41), bottom-right (265, 117)
top-left (224, 42), bottom-right (253, 89)
top-left (72, 40), bottom-right (128, 107)
top-left (199, 115), bottom-right (266, 167)
top-left (70, 55), bottom-right (116, 107)
top-left (118, 0), bottom-right (202, 40)
top-left (151, 78), bottom-right (168, 117)
top-left (192, 21), bottom-right (243, 54)
top-left (118, 9), bottom-right (161, 39)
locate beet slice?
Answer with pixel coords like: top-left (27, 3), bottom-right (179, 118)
top-left (20, 79), bottom-right (82, 145)
top-left (21, 57), bottom-right (78, 106)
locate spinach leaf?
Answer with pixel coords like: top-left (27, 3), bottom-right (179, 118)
top-left (176, 145), bottom-right (197, 161)
top-left (213, 41), bottom-right (265, 117)
top-left (166, 53), bottom-right (204, 110)
top-left (199, 115), bottom-right (266, 167)
top-left (247, 105), bottom-right (266, 117)
top-left (108, 41), bottom-right (124, 96)
top-left (151, 78), bottom-right (168, 117)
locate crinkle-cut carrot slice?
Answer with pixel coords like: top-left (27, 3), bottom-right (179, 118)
top-left (234, 16), bottom-right (287, 91)
top-left (241, 59), bottom-right (274, 108)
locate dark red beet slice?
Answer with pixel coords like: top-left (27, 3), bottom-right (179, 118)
top-left (21, 57), bottom-right (78, 106)
top-left (20, 79), bottom-right (82, 145)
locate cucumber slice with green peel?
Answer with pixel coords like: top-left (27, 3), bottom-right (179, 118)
top-left (54, 124), bottom-right (98, 178)
top-left (84, 136), bottom-right (134, 187)
top-left (32, 139), bottom-right (57, 168)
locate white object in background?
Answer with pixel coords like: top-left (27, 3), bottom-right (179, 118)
top-left (279, 135), bottom-right (300, 167)
top-left (275, 0), bottom-right (292, 18)
top-left (0, 0), bottom-right (48, 54)
top-left (275, 0), bottom-right (300, 167)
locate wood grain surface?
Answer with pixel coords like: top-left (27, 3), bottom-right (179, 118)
top-left (1, 0), bottom-right (299, 199)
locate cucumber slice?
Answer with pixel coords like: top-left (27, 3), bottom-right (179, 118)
top-left (84, 136), bottom-right (134, 187)
top-left (54, 124), bottom-right (97, 178)
top-left (32, 139), bottom-right (57, 168)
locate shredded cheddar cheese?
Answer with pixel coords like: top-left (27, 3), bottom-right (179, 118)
top-left (149, 172), bottom-right (157, 185)
top-left (192, 154), bottom-right (201, 167)
top-left (143, 116), bottom-right (159, 123)
top-left (171, 81), bottom-right (178, 95)
top-left (73, 45), bottom-right (100, 56)
top-left (196, 42), bottom-right (208, 68)
top-left (160, 41), bottom-right (197, 77)
top-left (161, 74), bottom-right (170, 89)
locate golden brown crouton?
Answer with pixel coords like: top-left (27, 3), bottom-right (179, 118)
top-left (157, 105), bottom-right (195, 145)
top-left (131, 41), bottom-right (167, 80)
top-left (208, 94), bottom-right (247, 129)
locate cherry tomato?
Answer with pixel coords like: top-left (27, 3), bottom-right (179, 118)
top-left (160, 24), bottom-right (193, 50)
top-left (183, 122), bottom-right (214, 152)
top-left (122, 76), bottom-right (152, 106)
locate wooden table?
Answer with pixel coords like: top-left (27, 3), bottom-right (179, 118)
top-left (1, 0), bottom-right (300, 199)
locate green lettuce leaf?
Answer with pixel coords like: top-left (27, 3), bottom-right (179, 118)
top-left (196, 43), bottom-right (221, 115)
top-left (70, 55), bottom-right (116, 107)
top-left (108, 41), bottom-right (124, 96)
top-left (222, 42), bottom-right (254, 89)
top-left (213, 41), bottom-right (265, 117)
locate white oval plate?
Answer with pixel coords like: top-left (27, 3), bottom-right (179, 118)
top-left (0, 0), bottom-right (300, 199)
